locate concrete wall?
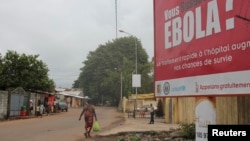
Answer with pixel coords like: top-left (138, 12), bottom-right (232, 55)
top-left (0, 91), bottom-right (8, 119)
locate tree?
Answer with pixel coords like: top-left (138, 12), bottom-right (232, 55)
top-left (0, 50), bottom-right (55, 92)
top-left (156, 99), bottom-right (164, 118)
top-left (73, 37), bottom-right (153, 106)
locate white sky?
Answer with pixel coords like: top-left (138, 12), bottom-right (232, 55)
top-left (0, 0), bottom-right (154, 88)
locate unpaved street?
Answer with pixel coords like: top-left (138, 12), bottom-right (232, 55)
top-left (0, 107), bottom-right (124, 141)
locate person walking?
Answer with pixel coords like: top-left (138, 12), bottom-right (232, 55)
top-left (29, 100), bottom-right (33, 115)
top-left (39, 103), bottom-right (44, 118)
top-left (79, 100), bottom-right (97, 138)
top-left (35, 105), bottom-right (40, 117)
top-left (45, 101), bottom-right (50, 116)
top-left (149, 103), bottom-right (155, 124)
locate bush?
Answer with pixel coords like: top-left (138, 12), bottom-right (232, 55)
top-left (179, 122), bottom-right (195, 139)
top-left (130, 134), bottom-right (141, 141)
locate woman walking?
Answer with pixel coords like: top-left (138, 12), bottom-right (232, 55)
top-left (79, 100), bottom-right (97, 138)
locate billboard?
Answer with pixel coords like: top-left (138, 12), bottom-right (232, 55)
top-left (154, 0), bottom-right (250, 97)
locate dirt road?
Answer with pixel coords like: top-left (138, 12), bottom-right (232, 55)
top-left (0, 107), bottom-right (124, 141)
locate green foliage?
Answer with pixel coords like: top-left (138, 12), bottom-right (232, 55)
top-left (0, 50), bottom-right (55, 92)
top-left (179, 122), bottom-right (195, 139)
top-left (117, 133), bottom-right (141, 141)
top-left (117, 136), bottom-right (123, 141)
top-left (129, 134), bottom-right (141, 141)
top-left (73, 37), bottom-right (153, 106)
top-left (149, 130), bottom-right (157, 135)
top-left (156, 99), bottom-right (164, 117)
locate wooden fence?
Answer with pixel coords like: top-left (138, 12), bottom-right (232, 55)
top-left (164, 96), bottom-right (250, 124)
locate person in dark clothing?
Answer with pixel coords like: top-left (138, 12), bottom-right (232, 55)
top-left (45, 102), bottom-right (50, 116)
top-left (149, 103), bottom-right (155, 124)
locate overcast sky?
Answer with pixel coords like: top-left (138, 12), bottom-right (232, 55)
top-left (0, 0), bottom-right (154, 88)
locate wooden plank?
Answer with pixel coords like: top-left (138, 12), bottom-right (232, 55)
top-left (239, 96), bottom-right (250, 124)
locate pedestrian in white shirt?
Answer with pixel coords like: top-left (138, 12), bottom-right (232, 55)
top-left (39, 103), bottom-right (44, 118)
top-left (149, 103), bottom-right (155, 124)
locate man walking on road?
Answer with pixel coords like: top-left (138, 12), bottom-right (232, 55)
top-left (79, 99), bottom-right (97, 138)
top-left (149, 103), bottom-right (155, 124)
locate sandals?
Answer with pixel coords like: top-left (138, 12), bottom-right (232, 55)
top-left (84, 133), bottom-right (88, 138)
top-left (88, 133), bottom-right (91, 138)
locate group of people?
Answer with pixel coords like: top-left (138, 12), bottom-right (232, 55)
top-left (29, 100), bottom-right (55, 118)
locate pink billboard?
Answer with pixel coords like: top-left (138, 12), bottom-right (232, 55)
top-left (154, 0), bottom-right (250, 97)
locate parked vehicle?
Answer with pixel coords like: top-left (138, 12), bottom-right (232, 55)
top-left (58, 102), bottom-right (68, 112)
